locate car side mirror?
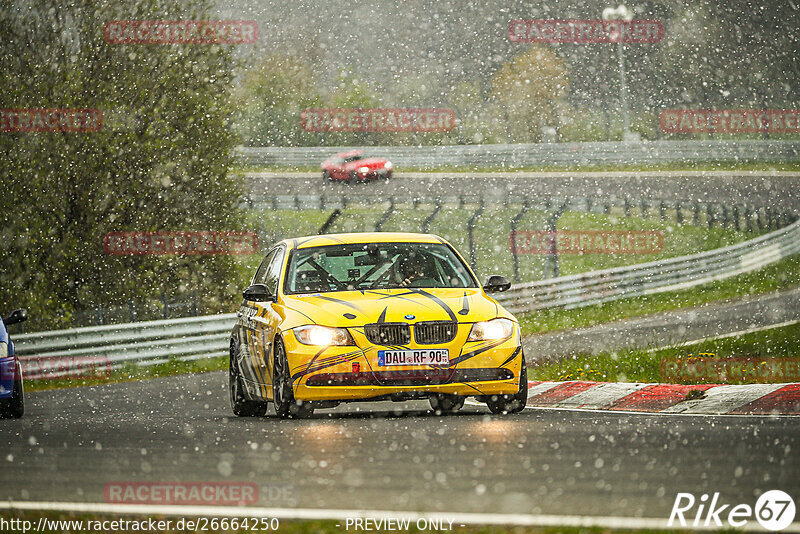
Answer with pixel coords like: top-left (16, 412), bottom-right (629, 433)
top-left (242, 284), bottom-right (274, 302)
top-left (4, 308), bottom-right (28, 325)
top-left (483, 275), bottom-right (511, 293)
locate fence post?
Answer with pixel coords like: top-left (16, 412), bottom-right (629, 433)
top-left (624, 198), bottom-right (630, 217)
top-left (732, 206), bottom-right (740, 231)
top-left (707, 204), bottom-right (715, 228)
top-left (421, 201), bottom-right (442, 233)
top-left (510, 201), bottom-right (531, 283)
top-left (467, 201), bottom-right (485, 271)
top-left (693, 202), bottom-right (700, 226)
top-left (375, 198), bottom-right (395, 232)
top-left (319, 209), bottom-right (342, 234)
top-left (675, 202), bottom-right (683, 225)
top-left (659, 201), bottom-right (666, 221)
top-left (745, 207), bottom-right (753, 232)
top-left (545, 207), bottom-right (564, 279)
top-left (129, 299), bottom-right (137, 323)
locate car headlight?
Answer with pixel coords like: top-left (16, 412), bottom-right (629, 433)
top-left (384, 161), bottom-right (392, 169)
top-left (294, 325), bottom-right (354, 346)
top-left (0, 342), bottom-right (7, 358)
top-left (467, 318), bottom-right (514, 342)
top-left (358, 166), bottom-right (370, 173)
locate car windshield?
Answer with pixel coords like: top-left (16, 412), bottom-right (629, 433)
top-left (285, 242), bottom-right (477, 294)
top-left (342, 154), bottom-right (364, 163)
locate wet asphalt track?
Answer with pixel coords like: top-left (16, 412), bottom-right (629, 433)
top-left (246, 171), bottom-right (800, 211)
top-left (2, 372), bottom-right (798, 520)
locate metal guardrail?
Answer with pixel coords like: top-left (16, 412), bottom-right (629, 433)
top-left (14, 219), bottom-right (800, 373)
top-left (15, 314), bottom-right (234, 376)
top-left (494, 218), bottom-right (800, 314)
top-left (237, 140), bottom-right (800, 168)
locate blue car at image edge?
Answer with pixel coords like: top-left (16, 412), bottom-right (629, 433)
top-left (1, 308), bottom-right (28, 419)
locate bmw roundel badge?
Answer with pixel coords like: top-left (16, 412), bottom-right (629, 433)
top-left (404, 314), bottom-right (415, 320)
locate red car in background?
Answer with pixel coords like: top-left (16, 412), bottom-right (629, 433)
top-left (321, 150), bottom-right (393, 182)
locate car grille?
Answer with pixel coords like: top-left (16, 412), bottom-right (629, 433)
top-left (414, 321), bottom-right (457, 344)
top-left (364, 323), bottom-right (411, 346)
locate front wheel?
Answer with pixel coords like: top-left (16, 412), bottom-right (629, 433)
top-left (273, 338), bottom-right (314, 419)
top-left (229, 342), bottom-right (267, 417)
top-left (486, 355), bottom-right (528, 415)
top-left (429, 394), bottom-right (465, 415)
top-left (0, 362), bottom-right (24, 419)
top-left (323, 170), bottom-right (332, 181)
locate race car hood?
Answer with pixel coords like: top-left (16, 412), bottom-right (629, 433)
top-left (279, 287), bottom-right (510, 329)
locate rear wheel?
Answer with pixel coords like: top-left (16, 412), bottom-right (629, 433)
top-left (0, 362), bottom-right (24, 419)
top-left (486, 356), bottom-right (528, 415)
top-left (429, 394), bottom-right (465, 415)
top-left (273, 338), bottom-right (314, 419)
top-left (229, 341), bottom-right (267, 417)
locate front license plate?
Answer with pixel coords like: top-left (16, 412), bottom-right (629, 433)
top-left (378, 349), bottom-right (449, 366)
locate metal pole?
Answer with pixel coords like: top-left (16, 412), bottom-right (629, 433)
top-left (617, 40), bottom-right (630, 139)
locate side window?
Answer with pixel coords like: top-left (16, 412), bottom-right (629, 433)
top-left (263, 247), bottom-right (286, 295)
top-left (252, 249), bottom-right (276, 286)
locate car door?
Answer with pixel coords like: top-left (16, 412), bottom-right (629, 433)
top-left (258, 246), bottom-right (286, 396)
top-left (239, 246), bottom-right (285, 400)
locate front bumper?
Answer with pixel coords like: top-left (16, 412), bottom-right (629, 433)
top-left (283, 325), bottom-right (522, 402)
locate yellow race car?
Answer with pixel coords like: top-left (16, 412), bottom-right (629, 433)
top-left (229, 232), bottom-right (527, 418)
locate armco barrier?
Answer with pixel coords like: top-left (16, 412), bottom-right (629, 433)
top-left (14, 314), bottom-right (234, 372)
top-left (236, 140), bottom-right (800, 168)
top-left (495, 218), bottom-right (800, 314)
top-left (13, 219), bottom-right (800, 370)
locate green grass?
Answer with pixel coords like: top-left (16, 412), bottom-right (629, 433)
top-left (529, 320), bottom-right (800, 384)
top-left (24, 356), bottom-right (226, 393)
top-left (517, 254), bottom-right (800, 335)
top-left (0, 510), bottom-right (699, 534)
top-left (235, 160), bottom-right (800, 174)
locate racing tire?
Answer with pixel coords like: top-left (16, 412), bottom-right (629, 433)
top-left (429, 394), bottom-right (465, 415)
top-left (0, 362), bottom-right (24, 419)
top-left (273, 337), bottom-right (314, 419)
top-left (348, 171), bottom-right (358, 183)
top-left (323, 170), bottom-right (332, 181)
top-left (486, 355), bottom-right (528, 415)
top-left (229, 341), bottom-right (267, 417)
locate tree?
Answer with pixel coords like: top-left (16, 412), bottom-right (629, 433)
top-left (234, 53), bottom-right (323, 147)
top-left (491, 45), bottom-right (570, 143)
top-left (0, 0), bottom-right (245, 329)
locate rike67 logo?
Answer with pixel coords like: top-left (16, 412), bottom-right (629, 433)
top-left (669, 490), bottom-right (797, 531)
